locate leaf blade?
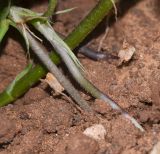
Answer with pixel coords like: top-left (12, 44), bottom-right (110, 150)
top-left (0, 19), bottom-right (10, 43)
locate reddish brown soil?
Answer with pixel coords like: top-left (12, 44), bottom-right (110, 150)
top-left (0, 0), bottom-right (160, 153)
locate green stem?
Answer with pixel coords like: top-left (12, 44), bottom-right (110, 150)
top-left (43, 0), bottom-right (57, 17)
top-left (0, 0), bottom-right (114, 105)
top-left (65, 0), bottom-right (115, 48)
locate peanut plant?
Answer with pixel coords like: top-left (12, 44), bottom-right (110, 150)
top-left (0, 0), bottom-right (144, 131)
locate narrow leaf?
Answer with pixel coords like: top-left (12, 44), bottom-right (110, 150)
top-left (0, 0), bottom-right (11, 43)
top-left (55, 7), bottom-right (77, 15)
top-left (0, 19), bottom-right (10, 43)
top-left (6, 63), bottom-right (33, 94)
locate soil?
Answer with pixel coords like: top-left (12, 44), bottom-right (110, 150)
top-left (0, 0), bottom-right (160, 153)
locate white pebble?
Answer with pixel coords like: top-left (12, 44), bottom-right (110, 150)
top-left (83, 124), bottom-right (106, 141)
top-left (150, 141), bottom-right (160, 154)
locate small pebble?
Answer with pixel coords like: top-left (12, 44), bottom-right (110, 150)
top-left (150, 141), bottom-right (160, 154)
top-left (83, 124), bottom-right (106, 141)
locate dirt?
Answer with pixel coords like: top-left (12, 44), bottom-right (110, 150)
top-left (0, 0), bottom-right (160, 153)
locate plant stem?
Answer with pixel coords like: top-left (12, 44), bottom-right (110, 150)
top-left (43, 0), bottom-right (57, 17)
top-left (57, 31), bottom-right (108, 61)
top-left (0, 0), bottom-right (115, 105)
top-left (65, 0), bottom-right (116, 48)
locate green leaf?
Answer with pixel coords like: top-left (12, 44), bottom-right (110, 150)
top-left (0, 0), bottom-right (11, 43)
top-left (0, 19), bottom-right (10, 43)
top-left (6, 63), bottom-right (33, 94)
